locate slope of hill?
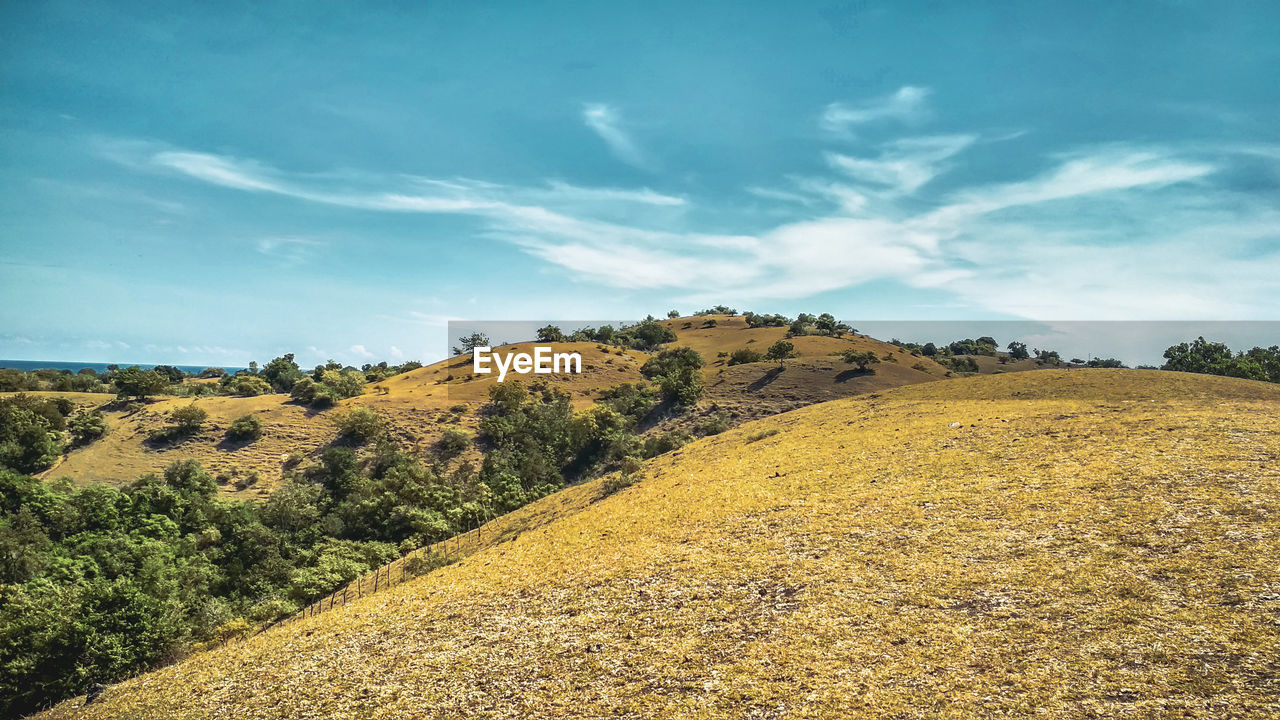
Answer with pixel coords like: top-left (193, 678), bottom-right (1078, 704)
top-left (34, 370), bottom-right (1280, 718)
top-left (34, 319), bottom-right (943, 493)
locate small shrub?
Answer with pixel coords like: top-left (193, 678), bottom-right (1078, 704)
top-left (437, 427), bottom-right (473, 459)
top-left (729, 348), bottom-right (764, 365)
top-left (333, 407), bottom-right (386, 443)
top-left (449, 403), bottom-right (469, 414)
top-left (642, 431), bottom-right (689, 457)
top-left (68, 410), bottom-right (108, 446)
top-left (283, 452), bottom-right (303, 469)
top-left (226, 414), bottom-right (263, 442)
top-left (744, 428), bottom-right (780, 444)
top-left (402, 550), bottom-right (452, 577)
top-left (170, 404), bottom-right (208, 432)
top-left (234, 470), bottom-right (261, 490)
top-left (696, 412), bottom-right (733, 436)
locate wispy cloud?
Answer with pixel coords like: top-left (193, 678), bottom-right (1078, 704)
top-left (582, 103), bottom-right (652, 170)
top-left (256, 236), bottom-right (325, 266)
top-left (115, 93), bottom-right (1279, 319)
top-left (825, 134), bottom-right (977, 196)
top-left (821, 86), bottom-right (931, 135)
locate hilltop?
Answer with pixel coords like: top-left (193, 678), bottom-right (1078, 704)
top-left (34, 369), bottom-right (1280, 718)
top-left (33, 316), bottom-right (946, 494)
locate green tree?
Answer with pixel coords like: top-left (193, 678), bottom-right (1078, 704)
top-left (841, 350), bottom-right (880, 372)
top-left (261, 353), bottom-right (305, 392)
top-left (536, 325), bottom-right (565, 343)
top-left (640, 347), bottom-right (705, 407)
top-left (452, 332), bottom-right (490, 356)
top-left (766, 340), bottom-right (796, 369)
top-left (112, 366), bottom-right (169, 400)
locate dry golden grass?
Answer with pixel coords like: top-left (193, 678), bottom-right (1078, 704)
top-left (33, 369), bottom-right (1280, 719)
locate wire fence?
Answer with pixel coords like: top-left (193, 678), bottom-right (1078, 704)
top-left (215, 522), bottom-right (490, 649)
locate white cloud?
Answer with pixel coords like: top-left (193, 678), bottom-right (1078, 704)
top-left (582, 103), bottom-right (651, 170)
top-left (821, 86), bottom-right (931, 135)
top-left (121, 123), bottom-right (1279, 319)
top-left (349, 344), bottom-right (374, 359)
top-left (256, 236), bottom-right (325, 265)
top-left (825, 134), bottom-right (977, 196)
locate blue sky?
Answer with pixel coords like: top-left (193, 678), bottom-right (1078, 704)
top-left (1, 1), bottom-right (1277, 368)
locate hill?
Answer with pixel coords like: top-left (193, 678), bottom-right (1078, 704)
top-left (33, 317), bottom-right (945, 494)
top-left (33, 370), bottom-right (1280, 718)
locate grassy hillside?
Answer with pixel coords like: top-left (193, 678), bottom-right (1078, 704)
top-left (33, 318), bottom-right (942, 493)
top-left (34, 370), bottom-right (1280, 718)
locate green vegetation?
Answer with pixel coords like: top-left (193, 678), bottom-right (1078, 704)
top-left (226, 415), bottom-right (263, 442)
top-left (841, 350), bottom-right (881, 372)
top-left (766, 340), bottom-right (796, 368)
top-left (640, 347), bottom-right (705, 406)
top-left (170, 404), bottom-right (208, 432)
top-left (0, 395), bottom-right (72, 473)
top-left (1162, 338), bottom-right (1280, 383)
top-left (332, 407), bottom-right (386, 444)
top-left (112, 367), bottom-right (170, 401)
top-left (728, 348), bottom-right (764, 365)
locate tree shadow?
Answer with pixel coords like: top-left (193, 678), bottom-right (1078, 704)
top-left (834, 368), bottom-right (874, 383)
top-left (747, 367), bottom-right (783, 391)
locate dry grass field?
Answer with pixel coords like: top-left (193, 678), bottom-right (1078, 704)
top-left (28, 318), bottom-right (943, 494)
top-left (33, 369), bottom-right (1280, 719)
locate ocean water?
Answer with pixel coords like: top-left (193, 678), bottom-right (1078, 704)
top-left (0, 360), bottom-right (245, 375)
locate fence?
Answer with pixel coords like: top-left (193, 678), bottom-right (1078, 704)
top-left (217, 522), bottom-right (490, 648)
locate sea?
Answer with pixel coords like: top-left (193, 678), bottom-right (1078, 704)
top-left (0, 360), bottom-right (246, 375)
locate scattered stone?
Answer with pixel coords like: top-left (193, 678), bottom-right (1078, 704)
top-left (949, 422), bottom-right (962, 428)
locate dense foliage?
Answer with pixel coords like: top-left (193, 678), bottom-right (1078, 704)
top-left (1162, 338), bottom-right (1280, 383)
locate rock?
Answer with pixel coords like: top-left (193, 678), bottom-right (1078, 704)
top-left (949, 422), bottom-right (962, 428)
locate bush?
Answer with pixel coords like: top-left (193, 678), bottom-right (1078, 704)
top-left (437, 427), bottom-right (472, 459)
top-left (728, 348), bottom-right (764, 365)
top-left (68, 410), bottom-right (108, 446)
top-left (227, 415), bottom-right (263, 442)
top-left (597, 382), bottom-right (659, 422)
top-left (841, 350), bottom-right (880, 372)
top-left (696, 412), bottom-right (733, 436)
top-left (333, 407), bottom-right (386, 444)
top-left (744, 428), bottom-right (780, 444)
top-left (640, 347), bottom-right (705, 407)
top-left (0, 395), bottom-right (67, 472)
top-left (170, 404), bottom-right (208, 432)
top-left (225, 375), bottom-right (272, 397)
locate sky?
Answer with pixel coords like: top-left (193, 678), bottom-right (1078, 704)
top-left (1, 0), bottom-right (1277, 368)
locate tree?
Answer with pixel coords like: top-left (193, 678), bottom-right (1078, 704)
top-left (922, 342), bottom-right (938, 357)
top-left (112, 367), bottom-right (169, 401)
top-left (815, 313), bottom-right (837, 335)
top-left (766, 340), bottom-right (796, 368)
top-left (728, 348), bottom-right (764, 365)
top-left (1006, 341), bottom-right (1030, 360)
top-left (841, 350), bottom-right (880, 372)
top-left (452, 333), bottom-right (490, 356)
top-left (666, 310), bottom-right (680, 319)
top-left (536, 325), bottom-right (565, 343)
top-left (261, 354), bottom-right (304, 392)
top-left (0, 397), bottom-right (65, 473)
top-left (640, 347), bottom-right (705, 407)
